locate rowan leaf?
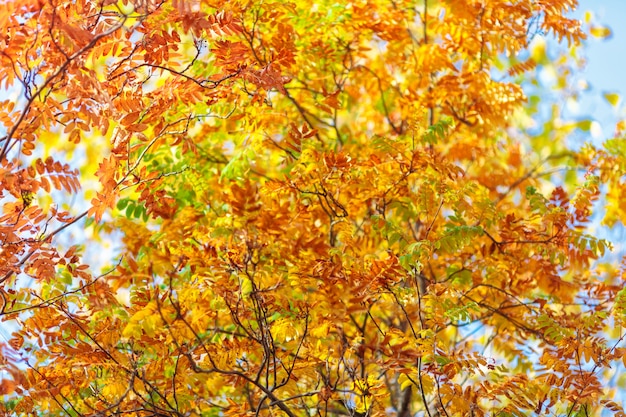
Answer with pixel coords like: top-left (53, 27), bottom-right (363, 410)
top-left (1, 1), bottom-right (623, 416)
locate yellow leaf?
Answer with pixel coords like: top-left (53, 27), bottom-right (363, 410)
top-left (604, 92), bottom-right (620, 107)
top-left (310, 320), bottom-right (332, 338)
top-left (398, 373), bottom-right (413, 391)
top-left (576, 120), bottom-right (592, 131)
top-left (272, 317), bottom-right (299, 342)
top-left (102, 381), bottom-right (128, 399)
top-left (205, 374), bottom-right (227, 394)
top-left (121, 322), bottom-right (140, 339)
top-left (530, 37), bottom-right (548, 64)
top-left (240, 276), bottom-right (253, 296)
top-left (122, 301), bottom-right (161, 338)
top-left (419, 374), bottom-right (435, 395)
top-left (590, 25), bottom-right (612, 39)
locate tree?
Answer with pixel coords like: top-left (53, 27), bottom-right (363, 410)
top-left (1, 0), bottom-right (625, 416)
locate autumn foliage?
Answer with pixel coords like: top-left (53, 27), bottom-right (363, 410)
top-left (2, 0), bottom-right (626, 416)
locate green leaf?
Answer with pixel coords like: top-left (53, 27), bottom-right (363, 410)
top-left (126, 203), bottom-right (136, 219)
top-left (117, 198), bottom-right (130, 210)
top-left (133, 203), bottom-right (145, 219)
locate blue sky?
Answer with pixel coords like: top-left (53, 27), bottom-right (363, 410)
top-left (571, 0), bottom-right (626, 135)
top-left (578, 0), bottom-right (626, 100)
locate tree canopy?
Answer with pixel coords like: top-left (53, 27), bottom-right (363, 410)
top-left (1, 0), bottom-right (626, 416)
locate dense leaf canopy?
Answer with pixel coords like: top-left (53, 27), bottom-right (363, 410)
top-left (1, 0), bottom-right (626, 416)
